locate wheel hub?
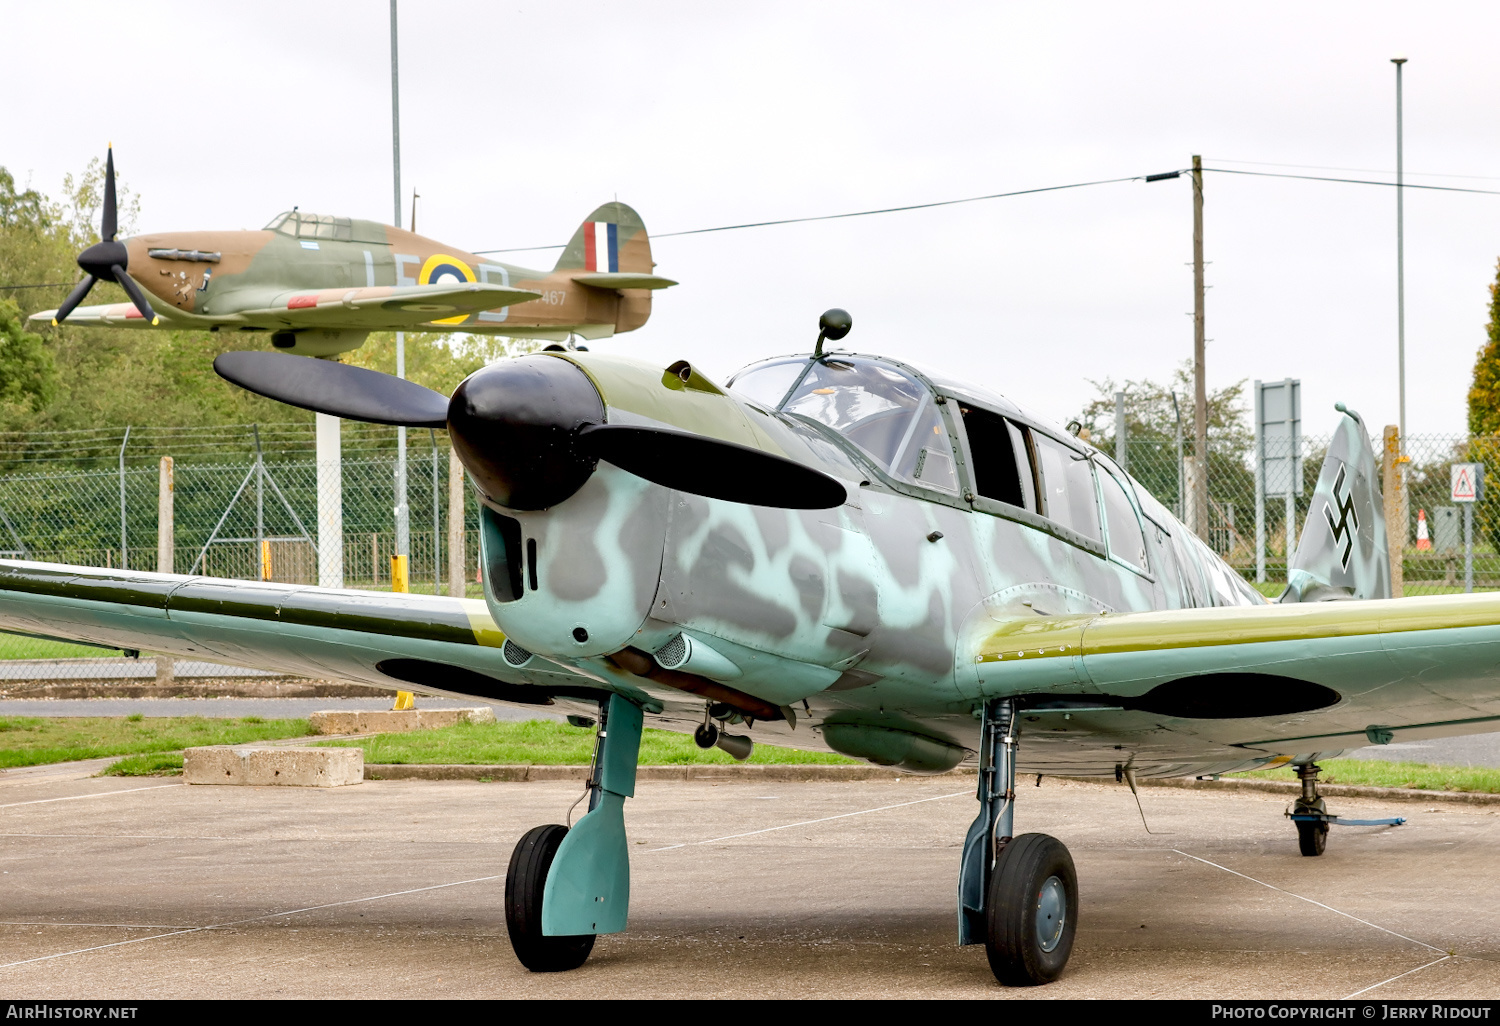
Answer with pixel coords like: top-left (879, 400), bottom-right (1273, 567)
top-left (1036, 875), bottom-right (1066, 953)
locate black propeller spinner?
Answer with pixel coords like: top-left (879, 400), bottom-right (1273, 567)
top-left (213, 351), bottom-right (849, 511)
top-left (51, 146), bottom-right (159, 327)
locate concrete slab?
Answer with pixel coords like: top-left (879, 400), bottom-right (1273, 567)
top-left (310, 707), bottom-right (497, 735)
top-left (183, 745), bottom-right (363, 787)
top-left (0, 776), bottom-right (1495, 998)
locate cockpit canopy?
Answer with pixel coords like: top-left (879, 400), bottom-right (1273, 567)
top-left (728, 356), bottom-right (958, 494)
top-left (264, 211), bottom-right (355, 241)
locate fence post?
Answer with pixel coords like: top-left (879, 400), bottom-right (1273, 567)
top-left (155, 453), bottom-right (174, 684)
top-left (1114, 391), bottom-right (1127, 472)
top-left (157, 456), bottom-right (174, 574)
top-left (447, 448), bottom-right (465, 597)
top-left (1253, 381), bottom-right (1265, 583)
top-left (1383, 425), bottom-right (1404, 598)
top-left (316, 413), bottom-right (344, 589)
top-left (117, 425), bottom-right (131, 569)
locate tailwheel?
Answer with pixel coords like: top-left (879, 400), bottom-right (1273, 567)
top-left (505, 824), bottom-right (596, 972)
top-left (1296, 818), bottom-right (1328, 857)
top-left (984, 833), bottom-right (1078, 986)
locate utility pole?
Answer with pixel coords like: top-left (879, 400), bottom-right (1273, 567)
top-left (1393, 57), bottom-right (1408, 443)
top-left (1191, 155), bottom-right (1209, 540)
top-left (390, 0), bottom-right (410, 566)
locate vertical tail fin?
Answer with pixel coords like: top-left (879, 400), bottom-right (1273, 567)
top-left (554, 202), bottom-right (654, 275)
top-left (1282, 406), bottom-right (1391, 602)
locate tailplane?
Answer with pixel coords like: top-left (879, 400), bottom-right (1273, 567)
top-left (553, 203), bottom-right (675, 333)
top-left (554, 202), bottom-right (661, 278)
top-left (1281, 405), bottom-right (1390, 602)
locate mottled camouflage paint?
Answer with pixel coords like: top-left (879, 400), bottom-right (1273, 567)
top-left (5, 351), bottom-right (1499, 781)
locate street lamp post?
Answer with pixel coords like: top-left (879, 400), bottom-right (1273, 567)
top-left (390, 0), bottom-right (410, 569)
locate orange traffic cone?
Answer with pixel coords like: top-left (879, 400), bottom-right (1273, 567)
top-left (1416, 508), bottom-right (1432, 551)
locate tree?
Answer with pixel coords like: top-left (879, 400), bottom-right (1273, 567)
top-left (0, 299), bottom-right (58, 425)
top-left (1073, 363), bottom-right (1253, 526)
top-left (1468, 259), bottom-right (1500, 436)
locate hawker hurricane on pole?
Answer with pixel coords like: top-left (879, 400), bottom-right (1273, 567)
top-left (30, 147), bottom-right (675, 354)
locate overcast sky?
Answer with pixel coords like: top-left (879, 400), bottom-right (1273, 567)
top-left (8, 1), bottom-right (1500, 439)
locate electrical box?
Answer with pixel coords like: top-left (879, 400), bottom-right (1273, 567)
top-left (1433, 506), bottom-right (1460, 554)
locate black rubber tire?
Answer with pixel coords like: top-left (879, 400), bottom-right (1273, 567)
top-left (505, 824), bottom-right (596, 972)
top-left (984, 833), bottom-right (1078, 986)
top-left (1296, 819), bottom-right (1328, 857)
top-left (694, 723), bottom-right (719, 749)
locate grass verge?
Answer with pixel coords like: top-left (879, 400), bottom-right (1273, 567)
top-left (1230, 758), bottom-right (1500, 794)
top-left (100, 752), bottom-right (184, 776)
top-left (0, 716), bottom-right (313, 768)
top-left (317, 719), bottom-right (858, 766)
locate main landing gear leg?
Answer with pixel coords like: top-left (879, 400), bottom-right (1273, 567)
top-left (505, 693), bottom-right (643, 971)
top-left (958, 698), bottom-right (1078, 986)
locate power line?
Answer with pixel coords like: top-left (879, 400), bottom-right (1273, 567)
top-left (1202, 166), bottom-right (1500, 196)
top-left (472, 174), bottom-right (1150, 254)
top-left (1207, 157), bottom-right (1500, 184)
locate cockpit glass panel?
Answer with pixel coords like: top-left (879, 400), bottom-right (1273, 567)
top-left (780, 358), bottom-right (929, 472)
top-left (726, 359), bottom-right (810, 409)
top-left (264, 212), bottom-right (291, 232)
top-left (891, 401), bottom-right (958, 493)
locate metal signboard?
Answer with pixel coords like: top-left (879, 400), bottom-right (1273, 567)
top-left (1452, 463), bottom-right (1483, 503)
top-left (1256, 379), bottom-right (1302, 496)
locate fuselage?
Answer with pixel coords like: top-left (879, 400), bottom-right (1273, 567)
top-left (468, 350), bottom-right (1271, 777)
top-left (98, 210), bottom-right (654, 349)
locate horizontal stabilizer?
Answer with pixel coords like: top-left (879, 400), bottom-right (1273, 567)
top-left (572, 272), bottom-right (677, 290)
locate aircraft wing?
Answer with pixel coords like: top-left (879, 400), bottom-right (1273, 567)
top-left (26, 301), bottom-right (179, 329)
top-left (237, 282), bottom-right (544, 328)
top-left (27, 283), bottom-right (545, 332)
top-left (0, 560), bottom-right (609, 709)
top-left (968, 593), bottom-right (1500, 754)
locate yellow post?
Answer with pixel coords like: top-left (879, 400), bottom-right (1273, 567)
top-left (260, 539), bottom-right (273, 581)
top-left (390, 554), bottom-right (412, 709)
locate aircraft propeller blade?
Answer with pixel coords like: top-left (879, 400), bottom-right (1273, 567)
top-left (578, 424), bottom-right (849, 510)
top-left (53, 146), bottom-right (134, 326)
top-left (110, 266), bottom-right (159, 325)
top-left (50, 275), bottom-right (98, 326)
top-left (100, 146), bottom-right (118, 243)
top-left (213, 351), bottom-right (450, 428)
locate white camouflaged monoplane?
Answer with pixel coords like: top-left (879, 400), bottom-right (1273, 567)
top-left (0, 307), bottom-right (1492, 987)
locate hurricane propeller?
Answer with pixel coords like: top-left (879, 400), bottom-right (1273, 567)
top-left (51, 147), bottom-right (159, 327)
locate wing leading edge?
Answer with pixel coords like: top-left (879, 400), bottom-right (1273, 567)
top-left (0, 560), bottom-right (607, 708)
top-left (967, 593), bottom-right (1500, 753)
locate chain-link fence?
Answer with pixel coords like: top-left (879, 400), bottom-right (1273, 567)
top-left (0, 422), bottom-right (480, 594)
top-left (1114, 430), bottom-right (1497, 597)
top-left (0, 422), bottom-right (481, 690)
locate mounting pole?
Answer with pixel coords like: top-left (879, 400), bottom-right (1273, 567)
top-left (390, 0), bottom-right (409, 561)
top-left (1191, 155), bottom-right (1209, 541)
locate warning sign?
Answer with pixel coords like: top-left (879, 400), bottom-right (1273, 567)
top-left (1452, 463), bottom-right (1484, 503)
